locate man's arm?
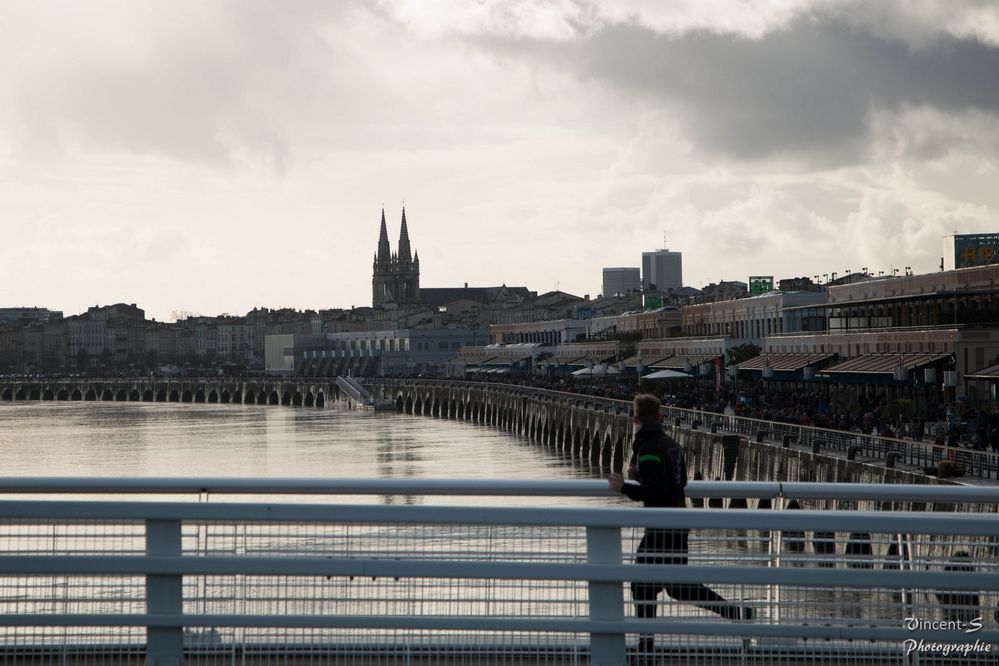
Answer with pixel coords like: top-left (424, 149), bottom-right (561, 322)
top-left (617, 454), bottom-right (667, 502)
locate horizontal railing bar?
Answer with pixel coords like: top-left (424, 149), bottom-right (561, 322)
top-left (2, 613), bottom-right (997, 643)
top-left (1, 478), bottom-right (997, 502)
top-left (1, 556), bottom-right (995, 590)
top-left (0, 500), bottom-right (995, 535)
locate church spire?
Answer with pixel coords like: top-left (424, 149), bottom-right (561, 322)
top-left (376, 207), bottom-right (390, 262)
top-left (398, 206), bottom-right (412, 262)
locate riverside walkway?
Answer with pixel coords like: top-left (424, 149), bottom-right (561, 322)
top-left (0, 478), bottom-right (997, 665)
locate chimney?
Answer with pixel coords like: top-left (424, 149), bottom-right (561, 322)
top-left (464, 282), bottom-right (468, 289)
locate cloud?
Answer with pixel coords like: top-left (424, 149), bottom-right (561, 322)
top-left (538, 19), bottom-right (999, 166)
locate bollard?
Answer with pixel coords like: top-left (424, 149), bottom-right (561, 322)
top-left (756, 430), bottom-right (767, 443)
top-left (782, 434), bottom-right (793, 448)
top-left (812, 439), bottom-right (822, 454)
top-left (847, 446), bottom-right (860, 461)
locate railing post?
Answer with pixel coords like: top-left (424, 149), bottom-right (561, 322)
top-left (586, 526), bottom-right (625, 665)
top-left (146, 519), bottom-right (184, 666)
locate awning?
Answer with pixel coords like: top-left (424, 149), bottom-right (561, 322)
top-left (572, 365), bottom-right (621, 377)
top-left (737, 353), bottom-right (836, 371)
top-left (621, 355), bottom-right (673, 368)
top-left (822, 353), bottom-right (951, 375)
top-left (966, 362), bottom-right (999, 380)
top-left (643, 369), bottom-right (691, 380)
top-left (483, 356), bottom-right (529, 366)
top-left (649, 354), bottom-right (719, 370)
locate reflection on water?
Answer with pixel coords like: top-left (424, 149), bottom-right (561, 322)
top-left (0, 401), bottom-right (610, 506)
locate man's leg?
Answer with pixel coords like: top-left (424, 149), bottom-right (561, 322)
top-left (660, 529), bottom-right (754, 621)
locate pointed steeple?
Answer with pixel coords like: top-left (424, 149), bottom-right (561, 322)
top-left (376, 207), bottom-right (391, 262)
top-left (398, 206), bottom-right (412, 262)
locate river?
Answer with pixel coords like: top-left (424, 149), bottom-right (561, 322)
top-left (0, 401), bottom-right (611, 505)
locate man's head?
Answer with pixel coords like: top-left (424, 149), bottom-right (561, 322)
top-left (633, 393), bottom-right (662, 425)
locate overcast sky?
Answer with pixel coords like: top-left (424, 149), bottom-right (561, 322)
top-left (2, 0), bottom-right (999, 321)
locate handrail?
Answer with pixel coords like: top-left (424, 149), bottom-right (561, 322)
top-left (2, 477), bottom-right (999, 502)
top-left (1, 500), bottom-right (996, 534)
top-left (335, 375), bottom-right (371, 403)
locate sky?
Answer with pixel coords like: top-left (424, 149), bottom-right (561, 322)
top-left (2, 0), bottom-right (999, 322)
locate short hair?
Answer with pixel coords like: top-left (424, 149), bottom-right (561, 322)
top-left (633, 393), bottom-right (661, 423)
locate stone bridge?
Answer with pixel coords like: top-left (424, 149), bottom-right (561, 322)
top-left (367, 379), bottom-right (941, 489)
top-left (0, 377), bottom-right (338, 408)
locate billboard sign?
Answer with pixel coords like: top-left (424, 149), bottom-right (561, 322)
top-left (953, 233), bottom-right (999, 269)
top-left (575, 307), bottom-right (593, 320)
top-left (644, 295), bottom-right (663, 310)
top-left (748, 276), bottom-right (774, 296)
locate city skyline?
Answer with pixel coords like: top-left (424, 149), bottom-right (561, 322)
top-left (3, 1), bottom-right (999, 322)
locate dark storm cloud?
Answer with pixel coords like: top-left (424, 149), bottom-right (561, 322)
top-left (542, 19), bottom-right (999, 164)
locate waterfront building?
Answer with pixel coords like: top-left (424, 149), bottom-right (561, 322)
top-left (265, 327), bottom-right (486, 377)
top-left (487, 308), bottom-right (682, 346)
top-left (601, 267), bottom-right (641, 297)
top-left (698, 281), bottom-right (748, 303)
top-left (681, 290), bottom-right (828, 343)
top-left (642, 248), bottom-right (683, 292)
top-left (0, 307), bottom-right (62, 323)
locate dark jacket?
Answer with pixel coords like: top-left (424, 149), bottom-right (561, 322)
top-left (621, 421), bottom-right (687, 508)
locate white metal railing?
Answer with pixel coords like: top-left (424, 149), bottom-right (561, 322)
top-left (1, 479), bottom-right (997, 665)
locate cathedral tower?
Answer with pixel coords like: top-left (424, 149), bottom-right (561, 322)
top-left (372, 207), bottom-right (421, 307)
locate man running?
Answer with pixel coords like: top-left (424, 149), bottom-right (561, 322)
top-left (609, 393), bottom-right (754, 660)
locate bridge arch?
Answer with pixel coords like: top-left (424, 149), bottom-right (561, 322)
top-left (208, 390), bottom-right (219, 404)
top-left (129, 389), bottom-right (140, 401)
top-left (143, 389), bottom-right (154, 402)
top-left (292, 392), bottom-right (303, 407)
top-left (194, 389), bottom-right (206, 403)
top-left (115, 389), bottom-right (127, 401)
top-left (84, 389), bottom-right (97, 401)
top-left (304, 392), bottom-right (315, 407)
top-left (220, 391), bottom-right (230, 404)
top-left (181, 390), bottom-right (193, 403)
top-left (269, 391), bottom-right (280, 406)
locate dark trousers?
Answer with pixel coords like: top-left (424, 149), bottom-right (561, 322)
top-left (632, 528), bottom-right (736, 620)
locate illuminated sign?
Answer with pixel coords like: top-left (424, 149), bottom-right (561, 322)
top-left (954, 234), bottom-right (999, 269)
top-left (644, 296), bottom-right (663, 310)
top-left (748, 276), bottom-right (774, 296)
